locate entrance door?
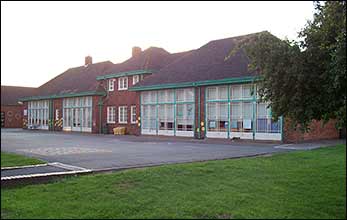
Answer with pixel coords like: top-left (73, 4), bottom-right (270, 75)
top-left (72, 108), bottom-right (81, 131)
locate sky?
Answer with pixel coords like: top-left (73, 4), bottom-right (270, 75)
top-left (1, 1), bottom-right (316, 88)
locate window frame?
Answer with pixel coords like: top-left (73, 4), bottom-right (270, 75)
top-left (132, 75), bottom-right (139, 85)
top-left (107, 106), bottom-right (116, 124)
top-left (130, 106), bottom-right (136, 124)
top-left (118, 106), bottom-right (128, 124)
top-left (118, 77), bottom-right (128, 90)
top-left (108, 79), bottom-right (115, 91)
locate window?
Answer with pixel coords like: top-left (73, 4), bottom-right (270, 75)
top-left (63, 97), bottom-right (92, 130)
top-left (141, 91), bottom-right (157, 104)
top-left (231, 84), bottom-right (253, 100)
top-left (231, 85), bottom-right (242, 100)
top-left (256, 102), bottom-right (280, 133)
top-left (107, 106), bottom-right (116, 123)
top-left (118, 106), bottom-right (127, 123)
top-left (207, 86), bottom-right (228, 101)
top-left (28, 100), bottom-right (49, 128)
top-left (159, 104), bottom-right (174, 130)
top-left (132, 75), bottom-right (139, 85)
top-left (176, 103), bottom-right (194, 131)
top-left (176, 88), bottom-right (194, 102)
top-left (207, 102), bottom-right (228, 132)
top-left (118, 77), bottom-right (128, 90)
top-left (131, 106), bottom-right (136, 124)
top-left (108, 79), bottom-right (115, 91)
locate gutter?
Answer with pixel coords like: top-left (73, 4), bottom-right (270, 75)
top-left (130, 76), bottom-right (261, 92)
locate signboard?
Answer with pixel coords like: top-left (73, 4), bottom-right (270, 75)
top-left (55, 109), bottom-right (59, 120)
top-left (23, 109), bottom-right (27, 116)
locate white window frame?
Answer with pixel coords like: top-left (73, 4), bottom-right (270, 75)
top-left (118, 106), bottom-right (128, 124)
top-left (131, 106), bottom-right (136, 124)
top-left (132, 75), bottom-right (140, 85)
top-left (118, 77), bottom-right (128, 90)
top-left (108, 79), bottom-right (115, 91)
top-left (107, 106), bottom-right (116, 124)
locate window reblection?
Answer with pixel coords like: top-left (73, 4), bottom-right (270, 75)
top-left (206, 84), bottom-right (281, 134)
top-left (141, 88), bottom-right (194, 135)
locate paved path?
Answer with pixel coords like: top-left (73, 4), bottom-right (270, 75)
top-left (1, 129), bottom-right (344, 172)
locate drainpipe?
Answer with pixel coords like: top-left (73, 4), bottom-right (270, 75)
top-left (98, 96), bottom-right (104, 134)
top-left (197, 86), bottom-right (201, 139)
top-left (49, 99), bottom-right (54, 131)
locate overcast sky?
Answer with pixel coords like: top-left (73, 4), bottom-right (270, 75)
top-left (1, 1), bottom-right (315, 87)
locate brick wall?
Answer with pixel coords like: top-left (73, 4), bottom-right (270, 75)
top-left (1, 105), bottom-right (24, 128)
top-left (101, 76), bottom-right (141, 135)
top-left (92, 95), bottom-right (102, 133)
top-left (283, 118), bottom-right (339, 143)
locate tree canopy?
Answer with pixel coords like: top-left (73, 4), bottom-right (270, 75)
top-left (233, 1), bottom-right (346, 131)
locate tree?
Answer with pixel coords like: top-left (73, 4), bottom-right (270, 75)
top-left (232, 1), bottom-right (346, 131)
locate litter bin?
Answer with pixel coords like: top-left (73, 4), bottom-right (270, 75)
top-left (102, 124), bottom-right (108, 134)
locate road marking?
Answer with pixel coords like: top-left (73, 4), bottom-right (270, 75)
top-left (18, 147), bottom-right (112, 156)
top-left (1, 170), bottom-right (91, 181)
top-left (1, 162), bottom-right (91, 181)
top-left (1, 163), bottom-right (48, 170)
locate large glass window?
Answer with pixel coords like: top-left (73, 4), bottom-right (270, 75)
top-left (231, 102), bottom-right (253, 132)
top-left (141, 105), bottom-right (156, 130)
top-left (256, 103), bottom-right (280, 133)
top-left (176, 104), bottom-right (194, 131)
top-left (206, 84), bottom-right (281, 139)
top-left (141, 88), bottom-right (195, 135)
top-left (231, 84), bottom-right (252, 100)
top-left (159, 104), bottom-right (174, 131)
top-left (207, 102), bottom-right (228, 132)
top-left (28, 100), bottom-right (49, 129)
top-left (63, 96), bottom-right (92, 131)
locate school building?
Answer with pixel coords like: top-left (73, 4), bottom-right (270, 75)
top-left (16, 31), bottom-right (339, 142)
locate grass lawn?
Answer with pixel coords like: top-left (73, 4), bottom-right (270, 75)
top-left (1, 145), bottom-right (346, 219)
top-left (1, 151), bottom-right (45, 168)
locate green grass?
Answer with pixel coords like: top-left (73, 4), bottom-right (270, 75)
top-left (1, 152), bottom-right (45, 168)
top-left (1, 145), bottom-right (346, 219)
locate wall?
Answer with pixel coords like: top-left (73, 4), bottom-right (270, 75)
top-left (283, 118), bottom-right (339, 143)
top-left (1, 105), bottom-right (24, 128)
top-left (101, 76), bottom-right (141, 135)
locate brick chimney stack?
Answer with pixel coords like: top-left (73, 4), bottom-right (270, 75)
top-left (132, 47), bottom-right (142, 57)
top-left (85, 56), bottom-right (92, 65)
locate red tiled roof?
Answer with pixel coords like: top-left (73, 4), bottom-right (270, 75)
top-left (1, 86), bottom-right (37, 105)
top-left (135, 32), bottom-right (268, 87)
top-left (35, 61), bottom-right (114, 97)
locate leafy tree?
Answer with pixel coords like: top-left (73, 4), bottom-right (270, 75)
top-left (231, 1), bottom-right (346, 131)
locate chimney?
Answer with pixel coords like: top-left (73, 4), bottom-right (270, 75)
top-left (85, 56), bottom-right (92, 65)
top-left (132, 46), bottom-right (142, 57)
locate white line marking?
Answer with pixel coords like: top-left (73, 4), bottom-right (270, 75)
top-left (48, 162), bottom-right (88, 171)
top-left (1, 169), bottom-right (92, 181)
top-left (1, 163), bottom-right (48, 170)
